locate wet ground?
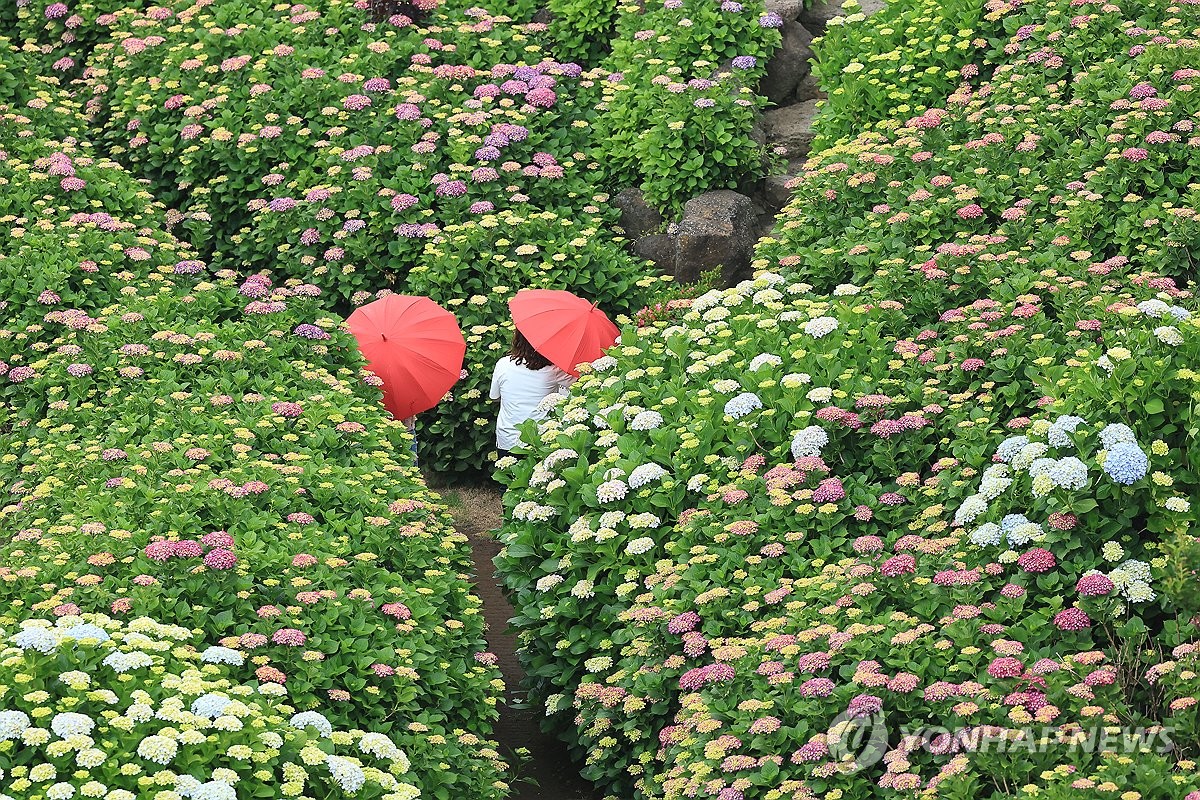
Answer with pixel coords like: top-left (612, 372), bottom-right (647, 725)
top-left (450, 485), bottom-right (600, 800)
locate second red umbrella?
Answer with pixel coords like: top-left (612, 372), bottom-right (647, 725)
top-left (347, 294), bottom-right (466, 419)
top-left (508, 289), bottom-right (619, 376)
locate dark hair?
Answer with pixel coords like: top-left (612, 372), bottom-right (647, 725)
top-left (510, 328), bottom-right (552, 370)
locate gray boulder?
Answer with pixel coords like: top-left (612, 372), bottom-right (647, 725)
top-left (761, 99), bottom-right (820, 161)
top-left (766, 0), bottom-right (806, 22)
top-left (760, 20), bottom-right (814, 104)
top-left (795, 72), bottom-right (826, 102)
top-left (674, 190), bottom-right (758, 285)
top-left (613, 187), bottom-right (664, 239)
top-left (763, 171), bottom-right (801, 213)
top-left (633, 233), bottom-right (677, 273)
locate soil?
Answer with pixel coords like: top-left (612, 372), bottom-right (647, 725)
top-left (445, 483), bottom-right (601, 800)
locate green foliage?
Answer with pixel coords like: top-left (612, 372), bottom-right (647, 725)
top-left (811, 0), bottom-right (991, 148)
top-left (595, 0), bottom-right (781, 212)
top-left (494, 0), bottom-right (1200, 796)
top-left (0, 111), bottom-right (509, 799)
top-left (548, 0), bottom-right (620, 63)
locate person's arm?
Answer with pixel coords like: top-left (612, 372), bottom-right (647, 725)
top-left (489, 360), bottom-right (504, 401)
top-left (556, 368), bottom-right (577, 392)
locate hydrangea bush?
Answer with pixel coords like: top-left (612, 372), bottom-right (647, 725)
top-left (495, 0), bottom-right (1200, 795)
top-left (810, 0), bottom-right (991, 148)
top-left (0, 108), bottom-right (510, 800)
top-left (0, 613), bottom-right (421, 800)
top-left (595, 0), bottom-right (782, 211)
top-left (495, 265), bottom-right (1200, 795)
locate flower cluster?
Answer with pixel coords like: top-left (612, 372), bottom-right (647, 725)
top-left (0, 112), bottom-right (509, 799)
top-left (0, 613), bottom-right (419, 800)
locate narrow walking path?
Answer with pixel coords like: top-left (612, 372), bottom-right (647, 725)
top-left (446, 485), bottom-right (599, 800)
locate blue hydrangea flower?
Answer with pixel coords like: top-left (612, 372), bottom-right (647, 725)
top-left (1049, 457), bottom-right (1088, 490)
top-left (724, 392), bottom-right (763, 419)
top-left (995, 436), bottom-right (1029, 463)
top-left (969, 523), bottom-right (1002, 547)
top-left (1047, 415), bottom-right (1085, 448)
top-left (1103, 442), bottom-right (1149, 485)
top-left (1000, 513), bottom-right (1030, 532)
top-left (1098, 423), bottom-right (1137, 450)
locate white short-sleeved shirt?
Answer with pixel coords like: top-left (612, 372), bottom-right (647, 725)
top-left (489, 356), bottom-right (575, 451)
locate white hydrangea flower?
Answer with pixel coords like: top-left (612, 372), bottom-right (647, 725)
top-left (136, 735), bottom-right (178, 765)
top-left (630, 410), bottom-right (664, 430)
top-left (1011, 442), bottom-right (1049, 471)
top-left (628, 463), bottom-right (668, 489)
top-left (995, 436), bottom-right (1029, 463)
top-left (357, 732), bottom-right (400, 761)
top-left (58, 624), bottom-right (110, 643)
top-left (803, 316), bottom-right (839, 338)
top-left (790, 426), bottom-right (829, 459)
top-left (11, 628), bottom-right (58, 654)
top-left (1101, 541), bottom-right (1125, 562)
top-left (46, 784), bottom-right (75, 800)
top-left (596, 480), bottom-right (628, 503)
top-left (1124, 580), bottom-right (1156, 603)
top-left (1006, 522), bottom-right (1044, 547)
top-left (1154, 326), bottom-right (1182, 346)
top-left (190, 694), bottom-right (232, 720)
top-left (806, 387), bottom-right (833, 403)
top-left (188, 781), bottom-right (235, 800)
top-left (1137, 299), bottom-right (1170, 318)
top-left (627, 513), bottom-right (660, 529)
top-left (1047, 415), bottom-right (1085, 448)
top-left (953, 495), bottom-right (988, 527)
top-left (101, 651), bottom-right (153, 674)
top-left (200, 647), bottom-right (244, 666)
top-left (50, 713), bottom-right (95, 738)
top-left (0, 711), bottom-right (31, 741)
top-left (598, 511), bottom-right (626, 528)
top-left (1098, 423), bottom-right (1137, 450)
top-left (748, 353), bottom-right (782, 371)
top-left (720, 393), bottom-right (758, 419)
top-left (978, 464), bottom-right (1012, 500)
top-left (536, 574), bottom-right (564, 592)
top-left (687, 474), bottom-right (709, 492)
top-left (969, 523), bottom-right (1002, 547)
top-left (626, 537), bottom-right (655, 555)
top-left (1049, 457), bottom-right (1088, 490)
top-left (289, 712), bottom-right (333, 738)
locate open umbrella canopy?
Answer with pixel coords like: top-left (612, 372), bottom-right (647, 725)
top-left (347, 294), bottom-right (466, 419)
top-left (508, 289), bottom-right (619, 376)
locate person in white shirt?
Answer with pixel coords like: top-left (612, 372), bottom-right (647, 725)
top-left (490, 329), bottom-right (575, 457)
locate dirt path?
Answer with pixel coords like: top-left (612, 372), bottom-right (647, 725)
top-left (446, 485), bottom-right (599, 800)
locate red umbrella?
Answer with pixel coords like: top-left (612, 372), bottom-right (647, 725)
top-left (508, 289), bottom-right (620, 376)
top-left (347, 294), bottom-right (466, 419)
